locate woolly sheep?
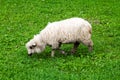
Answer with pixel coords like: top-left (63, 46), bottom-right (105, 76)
top-left (26, 17), bottom-right (93, 57)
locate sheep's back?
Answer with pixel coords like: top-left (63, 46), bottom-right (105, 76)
top-left (40, 18), bottom-right (92, 44)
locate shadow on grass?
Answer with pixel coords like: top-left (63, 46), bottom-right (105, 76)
top-left (27, 47), bottom-right (95, 60)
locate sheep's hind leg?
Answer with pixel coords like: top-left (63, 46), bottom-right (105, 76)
top-left (88, 40), bottom-right (93, 52)
top-left (82, 39), bottom-right (93, 52)
top-left (71, 42), bottom-right (80, 54)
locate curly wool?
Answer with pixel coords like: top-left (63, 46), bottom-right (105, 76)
top-left (39, 17), bottom-right (92, 47)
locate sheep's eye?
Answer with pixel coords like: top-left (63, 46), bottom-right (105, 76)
top-left (29, 44), bottom-right (36, 49)
top-left (29, 46), bottom-right (33, 49)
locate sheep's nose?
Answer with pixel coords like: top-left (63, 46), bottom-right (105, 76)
top-left (28, 53), bottom-right (32, 56)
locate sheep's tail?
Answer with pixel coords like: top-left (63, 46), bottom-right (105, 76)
top-left (89, 27), bottom-right (92, 34)
top-left (88, 24), bottom-right (92, 34)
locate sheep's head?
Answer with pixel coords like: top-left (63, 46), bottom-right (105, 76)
top-left (25, 35), bottom-right (45, 56)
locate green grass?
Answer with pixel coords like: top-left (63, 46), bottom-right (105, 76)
top-left (0, 0), bottom-right (120, 80)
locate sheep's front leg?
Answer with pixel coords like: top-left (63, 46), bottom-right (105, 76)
top-left (51, 43), bottom-right (59, 57)
top-left (58, 42), bottom-right (66, 55)
top-left (56, 48), bottom-right (66, 55)
top-left (51, 42), bottom-right (66, 57)
top-left (51, 49), bottom-right (66, 57)
top-left (51, 49), bottom-right (55, 57)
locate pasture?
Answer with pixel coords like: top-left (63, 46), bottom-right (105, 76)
top-left (0, 0), bottom-right (120, 80)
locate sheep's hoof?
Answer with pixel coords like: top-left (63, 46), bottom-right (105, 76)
top-left (88, 47), bottom-right (93, 52)
top-left (60, 50), bottom-right (67, 56)
top-left (51, 52), bottom-right (55, 57)
top-left (61, 50), bottom-right (65, 54)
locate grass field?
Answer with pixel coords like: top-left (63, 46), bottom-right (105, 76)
top-left (0, 0), bottom-right (120, 80)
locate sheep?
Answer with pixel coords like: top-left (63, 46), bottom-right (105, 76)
top-left (26, 17), bottom-right (93, 57)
